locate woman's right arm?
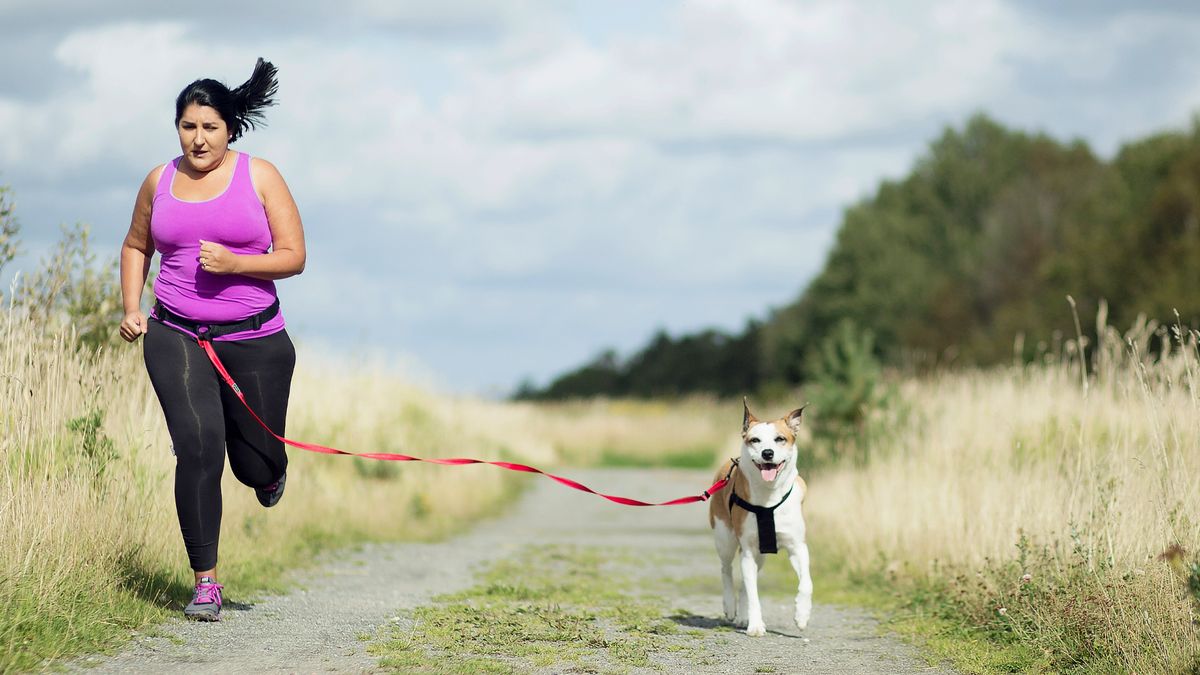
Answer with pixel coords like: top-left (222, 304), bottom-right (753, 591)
top-left (119, 167), bottom-right (162, 342)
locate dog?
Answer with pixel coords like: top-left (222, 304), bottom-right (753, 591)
top-left (708, 399), bottom-right (811, 636)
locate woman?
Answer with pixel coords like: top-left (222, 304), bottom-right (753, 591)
top-left (119, 58), bottom-right (306, 622)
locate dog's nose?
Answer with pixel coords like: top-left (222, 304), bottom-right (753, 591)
top-left (762, 449), bottom-right (774, 462)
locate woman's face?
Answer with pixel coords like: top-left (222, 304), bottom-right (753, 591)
top-left (177, 103), bottom-right (230, 172)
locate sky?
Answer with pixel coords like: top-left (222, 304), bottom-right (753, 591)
top-left (2, 0), bottom-right (1199, 395)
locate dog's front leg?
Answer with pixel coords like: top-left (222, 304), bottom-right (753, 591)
top-left (720, 558), bottom-right (736, 622)
top-left (739, 549), bottom-right (767, 636)
top-left (714, 522), bottom-right (739, 622)
top-left (788, 541), bottom-right (813, 629)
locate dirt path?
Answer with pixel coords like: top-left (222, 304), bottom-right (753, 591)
top-left (79, 469), bottom-right (954, 674)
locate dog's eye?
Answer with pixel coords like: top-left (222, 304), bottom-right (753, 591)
top-left (749, 437), bottom-right (760, 444)
top-left (774, 436), bottom-right (786, 443)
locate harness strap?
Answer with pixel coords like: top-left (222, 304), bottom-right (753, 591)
top-left (194, 337), bottom-right (730, 507)
top-left (729, 483), bottom-right (794, 554)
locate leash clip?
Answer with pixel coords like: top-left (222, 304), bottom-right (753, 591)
top-left (724, 458), bottom-right (739, 482)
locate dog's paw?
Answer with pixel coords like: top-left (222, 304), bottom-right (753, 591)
top-left (745, 622), bottom-right (767, 637)
top-left (723, 600), bottom-right (736, 623)
top-left (795, 599), bottom-right (812, 630)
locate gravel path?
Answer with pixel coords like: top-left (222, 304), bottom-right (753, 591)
top-left (78, 468), bottom-right (955, 674)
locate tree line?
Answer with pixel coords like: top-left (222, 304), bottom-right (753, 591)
top-left (517, 113), bottom-right (1200, 400)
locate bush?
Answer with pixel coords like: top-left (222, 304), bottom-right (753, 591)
top-left (802, 319), bottom-right (895, 464)
top-left (1, 186), bottom-right (127, 350)
top-left (15, 223), bottom-right (124, 350)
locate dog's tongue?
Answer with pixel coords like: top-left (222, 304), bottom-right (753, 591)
top-left (760, 466), bottom-right (779, 482)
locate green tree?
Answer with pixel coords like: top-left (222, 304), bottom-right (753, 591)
top-left (527, 349), bottom-right (624, 399)
top-left (803, 320), bottom-right (891, 464)
top-left (1119, 123), bottom-right (1200, 325)
top-left (528, 114), bottom-right (1200, 399)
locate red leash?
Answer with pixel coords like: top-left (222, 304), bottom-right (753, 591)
top-left (198, 339), bottom-right (729, 507)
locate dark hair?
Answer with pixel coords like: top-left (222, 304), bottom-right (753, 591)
top-left (174, 58), bottom-right (278, 144)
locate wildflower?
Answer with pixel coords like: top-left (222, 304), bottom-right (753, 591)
top-left (997, 607), bottom-right (1008, 616)
top-left (1021, 573), bottom-right (1032, 583)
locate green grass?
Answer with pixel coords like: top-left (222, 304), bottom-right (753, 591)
top-left (802, 533), bottom-right (1200, 674)
top-left (669, 548), bottom-right (1045, 673)
top-left (596, 446), bottom-right (718, 469)
top-left (7, 520), bottom-right (376, 672)
top-left (800, 549), bottom-right (1049, 674)
top-left (370, 544), bottom-right (705, 673)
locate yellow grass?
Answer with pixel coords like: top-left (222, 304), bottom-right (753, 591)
top-left (416, 314), bottom-right (1200, 671)
top-left (806, 319), bottom-right (1200, 671)
top-left (0, 311), bottom-right (540, 669)
top-left (510, 396), bottom-right (740, 468)
top-left (7, 298), bottom-right (1200, 671)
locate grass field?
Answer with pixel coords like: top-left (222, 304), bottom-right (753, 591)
top-left (506, 396), bottom-right (739, 469)
top-left (5, 304), bottom-right (1200, 673)
top-left (0, 312), bottom-right (537, 671)
top-left (469, 318), bottom-right (1200, 672)
top-left (803, 319), bottom-right (1200, 673)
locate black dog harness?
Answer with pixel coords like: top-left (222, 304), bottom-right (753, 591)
top-left (729, 477), bottom-right (794, 555)
top-left (154, 299), bottom-right (280, 340)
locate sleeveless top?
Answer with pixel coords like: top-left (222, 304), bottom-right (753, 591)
top-left (149, 151), bottom-right (286, 341)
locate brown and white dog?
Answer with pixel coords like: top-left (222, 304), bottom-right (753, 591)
top-left (708, 400), bottom-right (811, 636)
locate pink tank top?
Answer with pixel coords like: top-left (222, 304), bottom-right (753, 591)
top-left (150, 151), bottom-right (285, 341)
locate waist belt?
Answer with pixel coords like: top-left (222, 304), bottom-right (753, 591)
top-left (730, 484), bottom-right (794, 554)
top-left (154, 299), bottom-right (280, 340)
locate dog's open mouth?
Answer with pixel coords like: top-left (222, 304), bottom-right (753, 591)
top-left (753, 460), bottom-right (784, 482)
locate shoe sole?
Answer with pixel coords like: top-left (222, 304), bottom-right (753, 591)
top-left (184, 610), bottom-right (221, 622)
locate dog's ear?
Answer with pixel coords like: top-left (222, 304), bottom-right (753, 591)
top-left (785, 405), bottom-right (807, 434)
top-left (742, 397), bottom-right (759, 434)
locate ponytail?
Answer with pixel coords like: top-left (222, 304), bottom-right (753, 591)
top-left (174, 57), bottom-right (279, 144)
top-left (228, 58), bottom-right (278, 142)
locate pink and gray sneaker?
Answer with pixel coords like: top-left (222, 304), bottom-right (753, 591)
top-left (255, 470), bottom-right (287, 508)
top-left (184, 577), bottom-right (223, 621)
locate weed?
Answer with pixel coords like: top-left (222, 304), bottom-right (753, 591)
top-left (66, 408), bottom-right (118, 484)
top-left (371, 545), bottom-right (699, 673)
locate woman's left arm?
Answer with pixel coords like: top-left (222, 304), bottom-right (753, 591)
top-left (200, 157), bottom-right (306, 280)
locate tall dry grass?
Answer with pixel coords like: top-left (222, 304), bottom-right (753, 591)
top-left (0, 310), bottom-right (545, 670)
top-left (505, 396), bottom-right (738, 468)
top-left (807, 313), bottom-right (1200, 671)
top-left (8, 288), bottom-right (1200, 672)
top-left (455, 311), bottom-right (1200, 670)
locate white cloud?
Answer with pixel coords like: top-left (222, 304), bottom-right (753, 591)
top-left (2, 1), bottom-right (1200, 390)
top-left (441, 0), bottom-right (1023, 145)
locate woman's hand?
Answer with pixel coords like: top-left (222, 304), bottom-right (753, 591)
top-left (120, 310), bottom-right (148, 342)
top-left (198, 240), bottom-right (241, 275)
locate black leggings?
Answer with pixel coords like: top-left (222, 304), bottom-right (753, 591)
top-left (143, 320), bottom-right (295, 571)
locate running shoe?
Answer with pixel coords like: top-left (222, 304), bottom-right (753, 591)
top-left (255, 470), bottom-right (287, 508)
top-left (184, 577), bottom-right (223, 621)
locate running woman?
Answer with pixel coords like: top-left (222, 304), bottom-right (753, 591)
top-left (118, 58), bottom-right (306, 621)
